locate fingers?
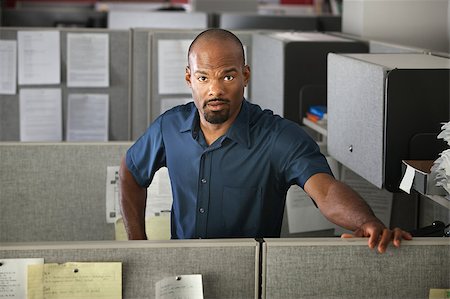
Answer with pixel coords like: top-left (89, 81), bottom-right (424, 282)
top-left (392, 228), bottom-right (413, 248)
top-left (376, 228), bottom-right (391, 253)
top-left (341, 226), bottom-right (412, 253)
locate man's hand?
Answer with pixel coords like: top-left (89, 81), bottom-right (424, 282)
top-left (341, 221), bottom-right (413, 253)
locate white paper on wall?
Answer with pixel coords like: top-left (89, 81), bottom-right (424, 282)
top-left (19, 88), bottom-right (62, 141)
top-left (67, 33), bottom-right (109, 87)
top-left (18, 31), bottom-right (60, 85)
top-left (0, 40), bottom-right (17, 95)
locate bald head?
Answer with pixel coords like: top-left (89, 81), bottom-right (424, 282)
top-left (188, 29), bottom-right (245, 66)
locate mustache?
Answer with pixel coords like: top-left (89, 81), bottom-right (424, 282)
top-left (203, 98), bottom-right (230, 108)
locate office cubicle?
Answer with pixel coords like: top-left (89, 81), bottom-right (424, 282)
top-left (0, 239), bottom-right (260, 299)
top-left (251, 31), bottom-right (368, 124)
top-left (0, 27), bottom-right (132, 141)
top-left (327, 53), bottom-right (450, 192)
top-left (0, 142), bottom-right (131, 242)
top-left (262, 238), bottom-right (450, 298)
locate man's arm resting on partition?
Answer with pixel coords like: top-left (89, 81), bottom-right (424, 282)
top-left (119, 156), bottom-right (148, 240)
top-left (304, 173), bottom-right (412, 253)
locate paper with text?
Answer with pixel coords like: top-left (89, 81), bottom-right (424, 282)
top-left (18, 31), bottom-right (60, 85)
top-left (156, 275), bottom-right (203, 299)
top-left (146, 167), bottom-right (173, 217)
top-left (0, 40), bottom-right (17, 95)
top-left (0, 258), bottom-right (43, 299)
top-left (158, 39), bottom-right (191, 95)
top-left (106, 166), bottom-right (120, 223)
top-left (27, 262), bottom-right (122, 299)
top-left (19, 88), bottom-right (62, 141)
top-left (67, 93), bottom-right (109, 141)
top-left (335, 167), bottom-right (393, 235)
top-left (67, 33), bottom-right (109, 87)
top-left (286, 185), bottom-right (334, 233)
top-left (286, 156), bottom-right (339, 233)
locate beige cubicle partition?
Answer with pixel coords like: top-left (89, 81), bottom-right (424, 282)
top-left (262, 238), bottom-right (450, 299)
top-left (0, 239), bottom-right (260, 299)
top-left (0, 142), bottom-right (131, 242)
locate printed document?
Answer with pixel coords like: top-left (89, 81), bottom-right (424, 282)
top-left (27, 262), bottom-right (122, 299)
top-left (19, 88), bottom-right (62, 141)
top-left (66, 93), bottom-right (109, 141)
top-left (335, 167), bottom-right (393, 235)
top-left (18, 31), bottom-right (60, 85)
top-left (67, 33), bottom-right (109, 87)
top-left (158, 39), bottom-right (191, 94)
top-left (0, 258), bottom-right (44, 299)
top-left (0, 40), bottom-right (17, 94)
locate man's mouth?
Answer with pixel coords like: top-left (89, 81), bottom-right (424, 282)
top-left (204, 99), bottom-right (229, 110)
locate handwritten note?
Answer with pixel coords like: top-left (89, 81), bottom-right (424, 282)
top-left (27, 262), bottom-right (122, 299)
top-left (155, 274), bottom-right (203, 299)
top-left (0, 258), bottom-right (44, 299)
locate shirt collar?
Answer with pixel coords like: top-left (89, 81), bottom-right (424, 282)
top-left (179, 100), bottom-right (251, 149)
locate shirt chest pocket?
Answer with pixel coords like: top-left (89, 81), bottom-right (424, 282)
top-left (221, 186), bottom-right (262, 236)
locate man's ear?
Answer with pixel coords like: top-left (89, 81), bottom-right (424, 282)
top-left (243, 65), bottom-right (251, 86)
top-left (185, 66), bottom-right (192, 87)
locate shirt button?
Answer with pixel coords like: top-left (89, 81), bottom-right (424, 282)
top-left (201, 178), bottom-right (207, 184)
top-left (199, 208), bottom-right (205, 213)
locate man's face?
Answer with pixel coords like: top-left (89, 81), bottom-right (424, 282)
top-left (185, 39), bottom-right (250, 125)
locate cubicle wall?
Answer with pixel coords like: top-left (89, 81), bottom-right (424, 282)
top-left (0, 142), bottom-right (131, 242)
top-left (251, 31), bottom-right (368, 124)
top-left (2, 238), bottom-right (448, 299)
top-left (0, 27), bottom-right (131, 141)
top-left (0, 239), bottom-right (260, 299)
top-left (262, 238), bottom-right (450, 298)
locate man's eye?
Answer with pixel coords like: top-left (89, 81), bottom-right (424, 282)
top-left (224, 75), bottom-right (234, 81)
top-left (198, 76), bottom-right (207, 82)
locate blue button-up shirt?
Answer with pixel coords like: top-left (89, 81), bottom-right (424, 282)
top-left (126, 100), bottom-right (332, 239)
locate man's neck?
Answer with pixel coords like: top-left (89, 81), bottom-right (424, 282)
top-left (199, 120), bottom-right (231, 146)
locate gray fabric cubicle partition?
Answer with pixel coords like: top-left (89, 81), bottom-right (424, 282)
top-left (262, 238), bottom-right (450, 299)
top-left (251, 31), bottom-right (368, 125)
top-left (131, 28), bottom-right (152, 140)
top-left (0, 142), bottom-right (131, 242)
top-left (0, 27), bottom-right (131, 141)
top-left (0, 239), bottom-right (260, 299)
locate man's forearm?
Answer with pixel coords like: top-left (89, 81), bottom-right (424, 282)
top-left (319, 180), bottom-right (382, 231)
top-left (119, 157), bottom-right (148, 240)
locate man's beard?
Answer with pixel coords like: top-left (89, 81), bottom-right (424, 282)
top-left (203, 99), bottom-right (230, 124)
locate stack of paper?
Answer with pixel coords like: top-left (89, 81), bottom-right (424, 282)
top-left (431, 122), bottom-right (450, 200)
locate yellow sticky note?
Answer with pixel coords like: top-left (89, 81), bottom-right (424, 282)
top-left (429, 289), bottom-right (450, 299)
top-left (27, 262), bottom-right (122, 299)
top-left (115, 214), bottom-right (171, 241)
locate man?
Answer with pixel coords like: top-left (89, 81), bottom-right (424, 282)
top-left (120, 29), bottom-right (412, 253)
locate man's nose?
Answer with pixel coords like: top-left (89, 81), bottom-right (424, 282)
top-left (208, 80), bottom-right (224, 97)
